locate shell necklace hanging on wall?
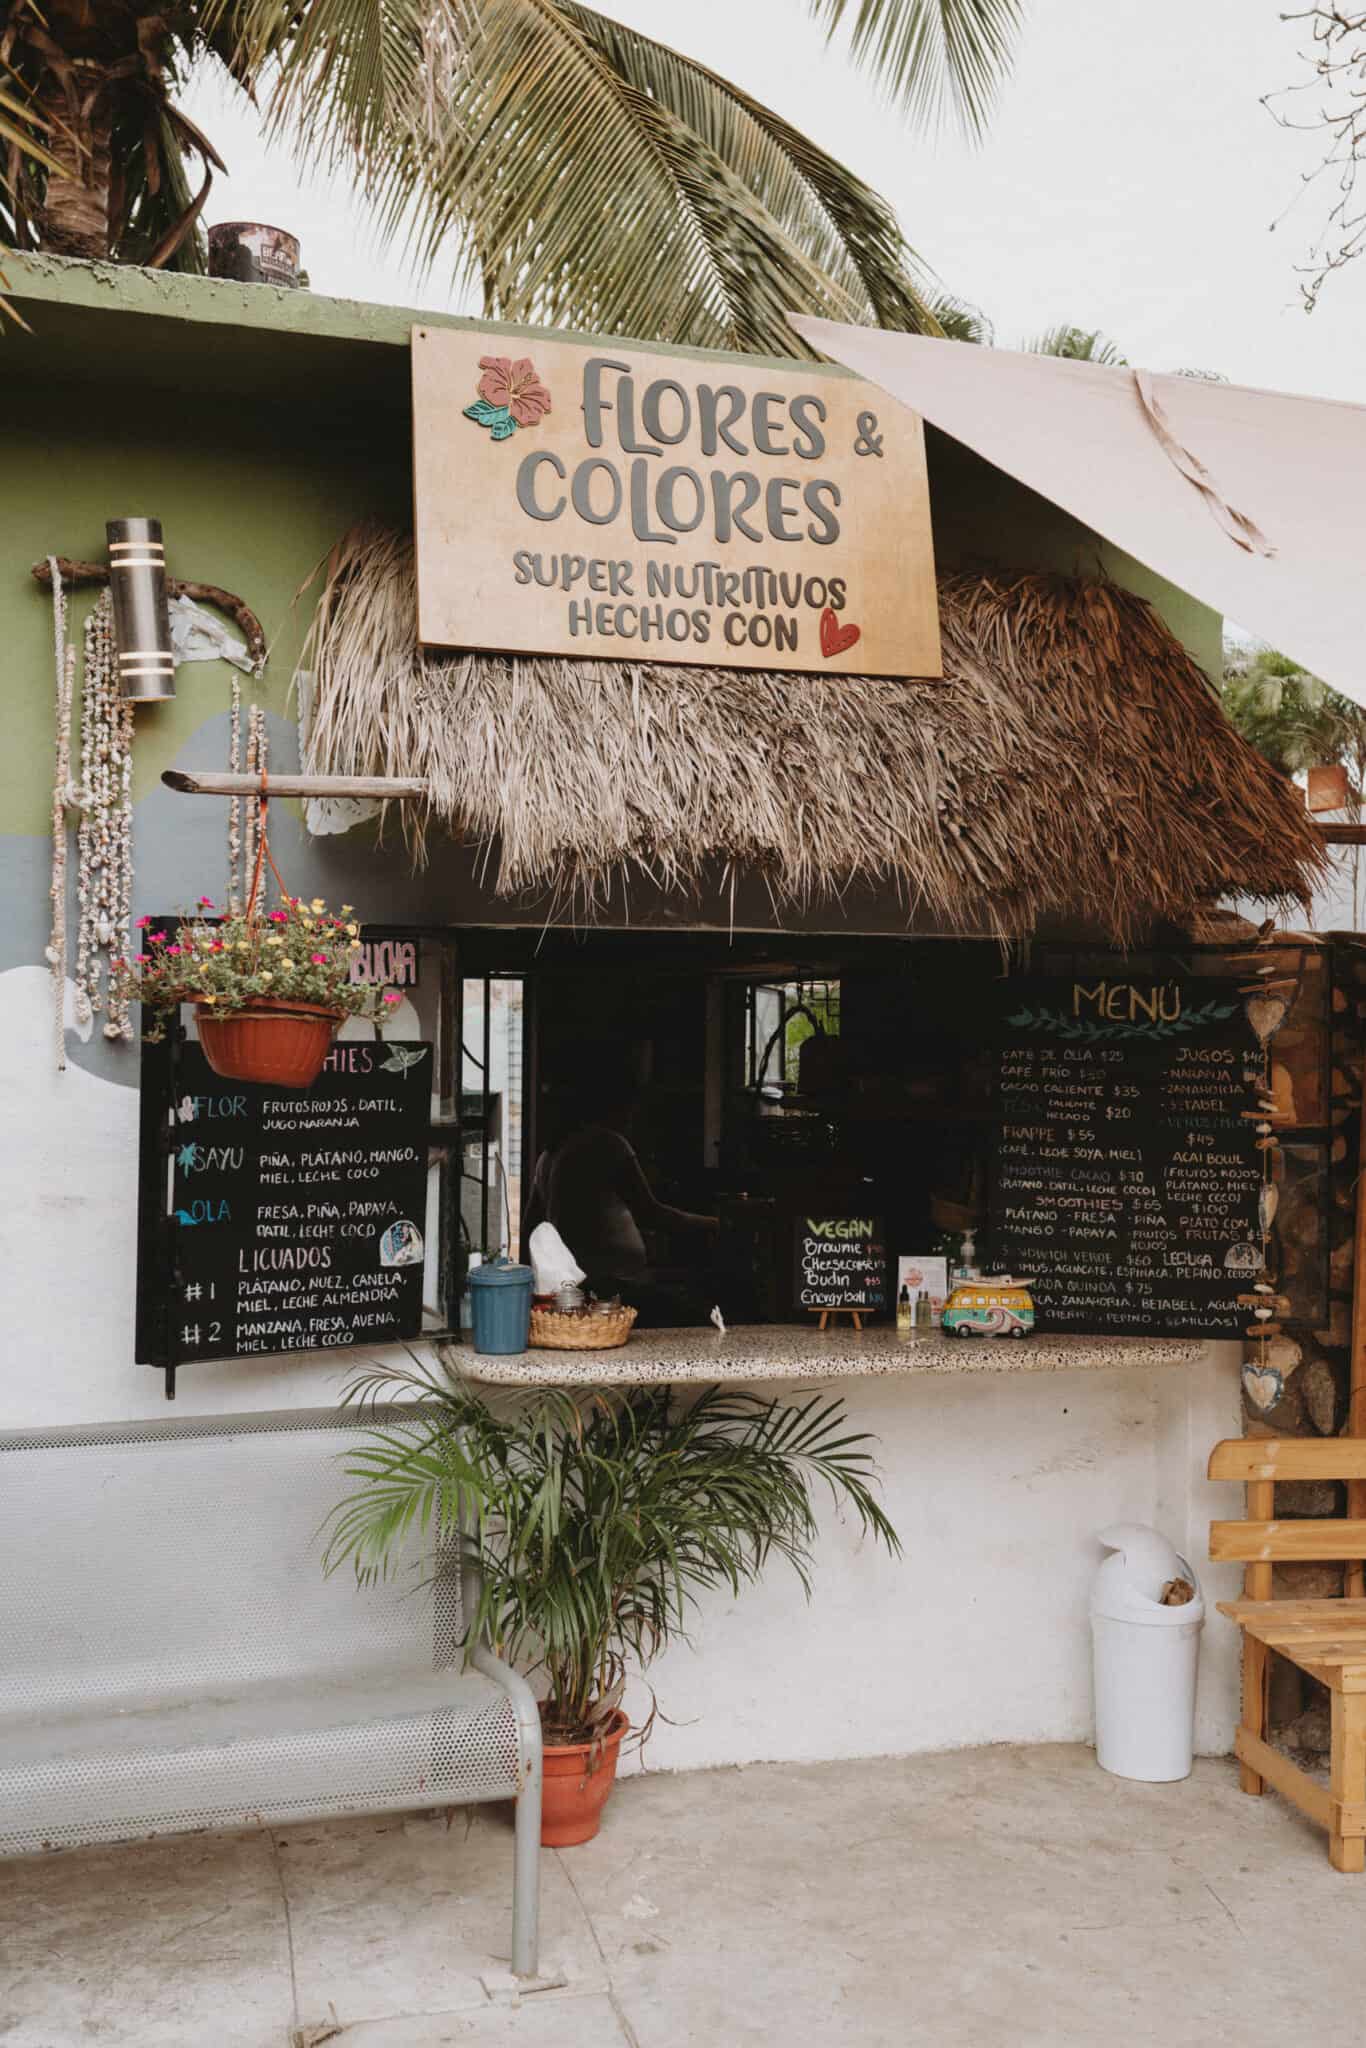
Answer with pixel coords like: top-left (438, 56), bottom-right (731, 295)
top-left (1242, 977), bottom-right (1296, 1391)
top-left (74, 591), bottom-right (135, 1042)
top-left (47, 573), bottom-right (135, 1062)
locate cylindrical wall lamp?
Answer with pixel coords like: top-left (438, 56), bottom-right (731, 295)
top-left (107, 518), bottom-right (175, 702)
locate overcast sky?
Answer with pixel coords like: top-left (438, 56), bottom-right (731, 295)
top-left (184, 0), bottom-right (1366, 403)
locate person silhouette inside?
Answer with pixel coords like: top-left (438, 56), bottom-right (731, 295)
top-left (525, 1060), bottom-right (718, 1326)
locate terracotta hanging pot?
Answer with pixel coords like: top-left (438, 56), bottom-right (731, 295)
top-left (195, 998), bottom-right (343, 1089)
top-left (540, 1710), bottom-right (629, 1847)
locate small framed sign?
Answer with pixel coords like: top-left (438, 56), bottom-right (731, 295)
top-left (794, 1214), bottom-right (887, 1323)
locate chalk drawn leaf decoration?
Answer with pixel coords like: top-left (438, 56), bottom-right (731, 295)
top-left (380, 1046), bottom-right (430, 1077)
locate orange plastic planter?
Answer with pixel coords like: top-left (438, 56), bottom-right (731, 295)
top-left (194, 999), bottom-right (342, 1089)
top-left (540, 1710), bottom-right (629, 1847)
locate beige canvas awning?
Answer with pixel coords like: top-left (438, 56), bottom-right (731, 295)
top-left (790, 315), bottom-right (1366, 707)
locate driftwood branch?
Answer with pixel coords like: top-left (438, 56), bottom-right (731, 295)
top-left (162, 769), bottom-right (428, 800)
top-left (30, 558), bottom-right (267, 671)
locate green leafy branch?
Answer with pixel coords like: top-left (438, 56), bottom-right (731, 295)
top-left (1005, 999), bottom-right (1239, 1043)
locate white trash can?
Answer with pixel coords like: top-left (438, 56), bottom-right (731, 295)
top-left (1091, 1522), bottom-right (1205, 1783)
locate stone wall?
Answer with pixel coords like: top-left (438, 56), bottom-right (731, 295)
top-left (1236, 934), bottom-right (1365, 1755)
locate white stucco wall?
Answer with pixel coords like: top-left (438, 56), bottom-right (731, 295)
top-left (0, 961), bottom-right (1244, 1769)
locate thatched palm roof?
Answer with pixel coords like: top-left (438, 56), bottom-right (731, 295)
top-left (301, 524), bottom-right (1324, 942)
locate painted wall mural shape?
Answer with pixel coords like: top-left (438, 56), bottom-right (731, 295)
top-left (412, 325), bottom-right (942, 679)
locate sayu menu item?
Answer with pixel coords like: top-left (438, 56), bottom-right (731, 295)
top-left (162, 1041), bottom-right (431, 1363)
top-left (991, 975), bottom-right (1263, 1337)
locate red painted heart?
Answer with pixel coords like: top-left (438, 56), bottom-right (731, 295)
top-left (819, 607), bottom-right (861, 659)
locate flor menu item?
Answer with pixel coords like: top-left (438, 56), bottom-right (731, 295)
top-left (165, 1040), bottom-right (431, 1362)
top-left (991, 976), bottom-right (1262, 1337)
top-left (795, 1216), bottom-right (887, 1315)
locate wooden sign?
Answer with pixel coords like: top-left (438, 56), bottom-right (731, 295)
top-left (147, 1041), bottom-right (431, 1367)
top-left (411, 324), bottom-right (941, 679)
top-left (990, 976), bottom-right (1263, 1337)
top-left (794, 1214), bottom-right (887, 1318)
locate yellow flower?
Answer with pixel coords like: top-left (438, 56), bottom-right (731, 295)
top-left (310, 898), bottom-right (325, 914)
top-left (345, 922), bottom-right (358, 936)
top-left (340, 904), bottom-right (354, 915)
top-left (259, 971), bottom-right (273, 984)
top-left (201, 993), bottom-right (217, 1005)
top-left (349, 938), bottom-right (362, 950)
top-left (266, 935), bottom-right (282, 947)
top-left (281, 958), bottom-right (294, 969)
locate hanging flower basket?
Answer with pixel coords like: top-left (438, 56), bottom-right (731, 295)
top-left (195, 995), bottom-right (345, 1088)
top-left (111, 779), bottom-right (403, 1088)
top-left (112, 890), bottom-right (402, 1088)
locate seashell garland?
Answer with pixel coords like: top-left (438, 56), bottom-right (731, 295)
top-left (73, 592), bottom-right (134, 1043)
top-left (48, 576), bottom-right (135, 1066)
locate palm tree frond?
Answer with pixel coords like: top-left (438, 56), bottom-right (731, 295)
top-left (808, 0), bottom-right (1023, 137)
top-left (1026, 322), bottom-right (1129, 366)
top-left (218, 0), bottom-right (937, 355)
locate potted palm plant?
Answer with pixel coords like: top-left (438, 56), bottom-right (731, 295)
top-left (112, 894), bottom-right (402, 1087)
top-left (326, 1355), bottom-right (901, 1846)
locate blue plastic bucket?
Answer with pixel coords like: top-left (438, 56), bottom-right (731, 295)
top-left (468, 1258), bottom-right (534, 1355)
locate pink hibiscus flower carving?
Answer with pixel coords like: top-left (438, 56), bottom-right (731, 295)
top-left (477, 355), bottom-right (552, 428)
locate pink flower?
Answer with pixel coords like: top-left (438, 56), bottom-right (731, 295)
top-left (382, 991), bottom-right (403, 1005)
top-left (210, 941), bottom-right (225, 953)
top-left (268, 910), bottom-right (288, 924)
top-left (135, 954), bottom-right (150, 965)
top-left (136, 915), bottom-right (153, 929)
top-left (477, 354), bottom-right (552, 427)
top-left (198, 896), bottom-right (214, 908)
top-left (310, 953), bottom-right (328, 964)
top-left (166, 945), bottom-right (182, 956)
top-left (148, 932), bottom-right (166, 946)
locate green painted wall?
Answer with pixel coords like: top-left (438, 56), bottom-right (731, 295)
top-left (1, 255), bottom-right (1225, 1009)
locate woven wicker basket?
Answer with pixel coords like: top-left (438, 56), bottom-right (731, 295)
top-left (530, 1305), bottom-right (638, 1351)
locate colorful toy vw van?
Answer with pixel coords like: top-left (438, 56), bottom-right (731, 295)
top-left (942, 1277), bottom-right (1036, 1338)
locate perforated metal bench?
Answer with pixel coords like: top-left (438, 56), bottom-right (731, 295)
top-left (0, 1411), bottom-right (542, 1976)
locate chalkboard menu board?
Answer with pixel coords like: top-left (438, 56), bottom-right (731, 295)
top-left (991, 976), bottom-right (1262, 1336)
top-left (795, 1215), bottom-right (887, 1314)
top-left (159, 1040), bottom-right (431, 1366)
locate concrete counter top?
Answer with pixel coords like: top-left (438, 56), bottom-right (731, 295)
top-left (451, 1323), bottom-right (1204, 1388)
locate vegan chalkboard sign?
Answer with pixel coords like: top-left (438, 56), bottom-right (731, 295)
top-left (794, 1215), bottom-right (887, 1325)
top-left (138, 1038), bottom-right (431, 1386)
top-left (990, 975), bottom-right (1263, 1337)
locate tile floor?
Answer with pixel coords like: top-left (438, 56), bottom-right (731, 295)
top-left (2, 1745), bottom-right (1362, 2047)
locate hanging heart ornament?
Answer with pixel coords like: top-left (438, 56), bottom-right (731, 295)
top-left (1241, 1364), bottom-right (1283, 1412)
top-left (1244, 992), bottom-right (1291, 1046)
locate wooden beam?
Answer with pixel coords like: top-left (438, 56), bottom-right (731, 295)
top-left (1220, 1598), bottom-right (1366, 1622)
top-left (1209, 1438), bottom-right (1366, 1481)
top-left (1349, 1065), bottom-right (1366, 1596)
top-left (31, 558), bottom-right (267, 670)
top-left (1234, 1728), bottom-right (1334, 1828)
top-left (1212, 1519), bottom-right (1366, 1563)
top-left (161, 770), bottom-right (429, 800)
top-left (1319, 824), bottom-right (1366, 845)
